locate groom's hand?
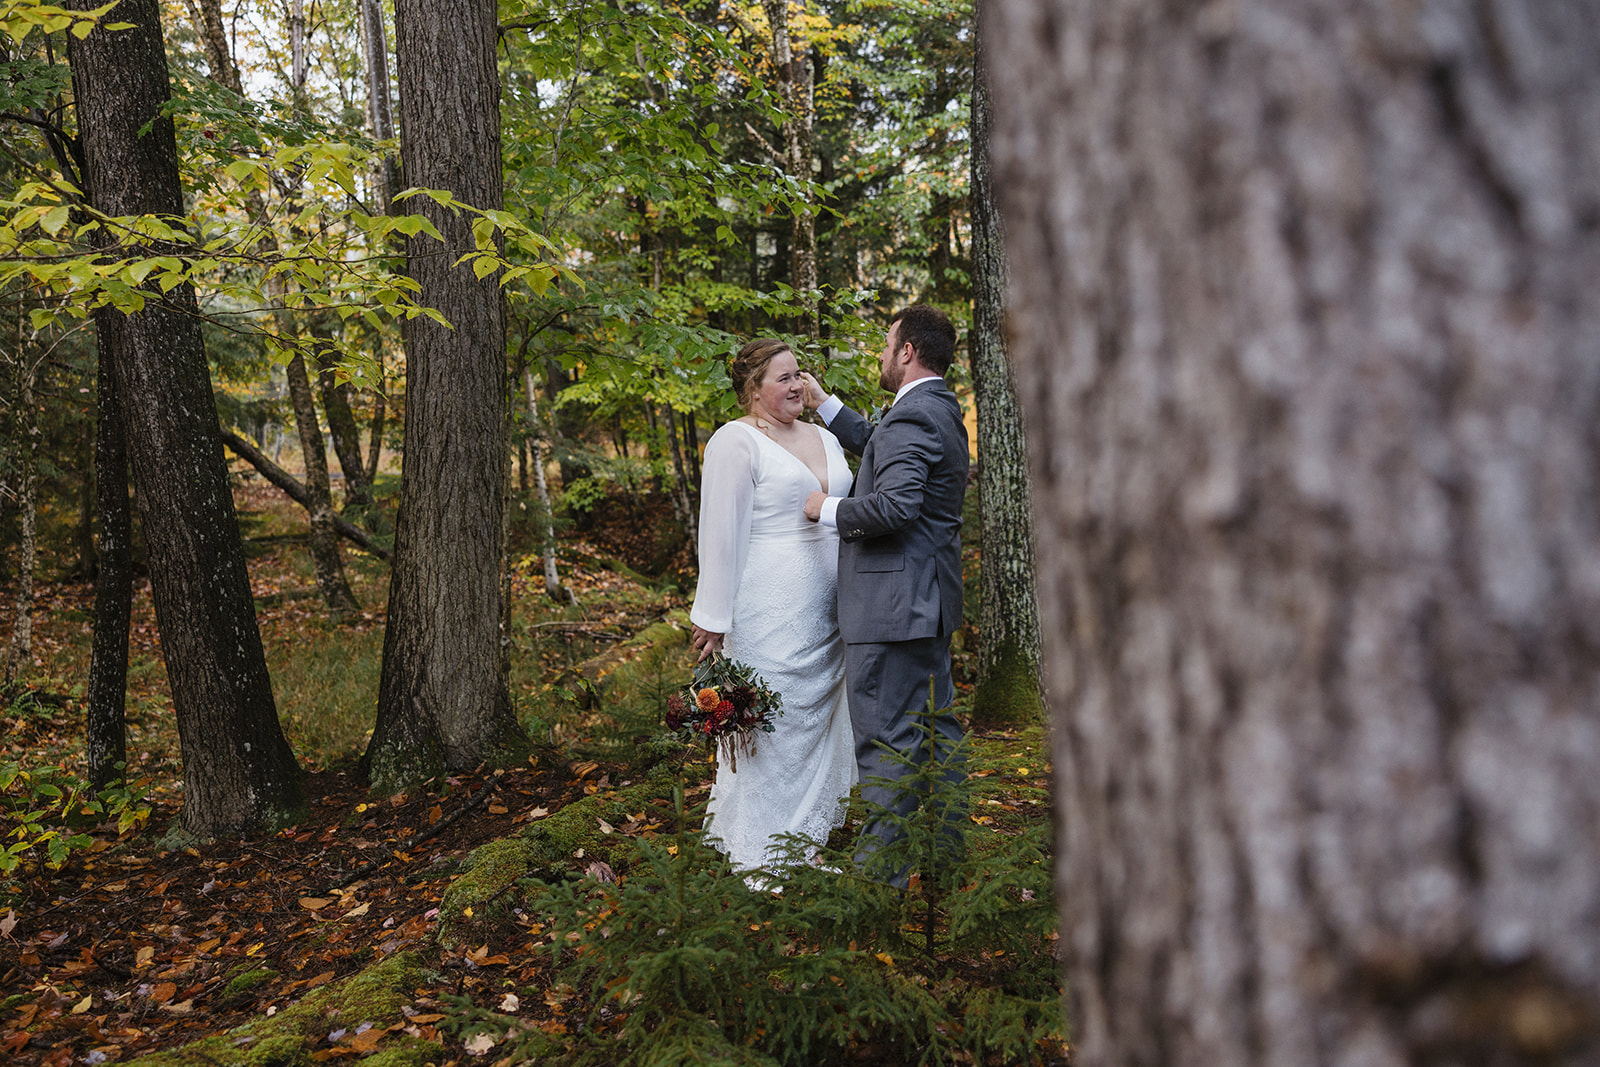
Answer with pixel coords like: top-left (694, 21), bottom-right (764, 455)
top-left (804, 490), bottom-right (827, 522)
top-left (799, 372), bottom-right (828, 410)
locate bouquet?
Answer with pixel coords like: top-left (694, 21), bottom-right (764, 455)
top-left (665, 653), bottom-right (783, 772)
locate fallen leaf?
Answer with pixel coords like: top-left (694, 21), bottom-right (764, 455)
top-left (0, 910), bottom-right (16, 937)
top-left (340, 902), bottom-right (370, 920)
top-left (464, 1032), bottom-right (496, 1055)
top-left (597, 818), bottom-right (615, 835)
top-left (72, 995), bottom-right (94, 1014)
top-left (134, 946), bottom-right (154, 968)
top-left (498, 993), bottom-right (520, 1012)
top-left (348, 1028), bottom-right (384, 1052)
top-left (487, 804), bottom-right (508, 815)
top-left (427, 805), bottom-right (442, 825)
top-left (151, 982), bottom-right (177, 1004)
top-left (300, 898), bottom-right (334, 911)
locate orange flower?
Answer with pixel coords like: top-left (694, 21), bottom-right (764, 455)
top-left (695, 687), bottom-right (721, 711)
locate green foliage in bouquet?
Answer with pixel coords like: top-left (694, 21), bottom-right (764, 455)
top-left (665, 654), bottom-right (783, 772)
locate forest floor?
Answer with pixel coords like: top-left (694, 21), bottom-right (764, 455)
top-left (0, 481), bottom-right (1062, 1065)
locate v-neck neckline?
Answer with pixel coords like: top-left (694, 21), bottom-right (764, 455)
top-left (736, 419), bottom-right (830, 495)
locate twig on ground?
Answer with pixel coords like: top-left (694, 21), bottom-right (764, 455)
top-left (323, 776), bottom-right (502, 893)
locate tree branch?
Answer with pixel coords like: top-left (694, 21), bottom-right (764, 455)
top-left (220, 430), bottom-right (391, 560)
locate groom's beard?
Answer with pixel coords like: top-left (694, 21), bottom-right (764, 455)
top-left (879, 364), bottom-right (902, 393)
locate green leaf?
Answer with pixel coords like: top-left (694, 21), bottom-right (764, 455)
top-left (40, 205), bottom-right (69, 235)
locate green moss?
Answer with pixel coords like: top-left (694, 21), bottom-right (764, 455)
top-left (518, 785), bottom-right (660, 868)
top-left (124, 952), bottom-right (437, 1067)
top-left (436, 836), bottom-right (540, 948)
top-left (969, 639), bottom-right (1044, 729)
top-left (364, 735), bottom-right (446, 799)
top-left (219, 965), bottom-right (278, 1004)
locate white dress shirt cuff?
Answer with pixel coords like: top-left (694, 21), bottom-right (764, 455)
top-left (817, 394), bottom-right (844, 425)
top-left (818, 495), bottom-right (840, 529)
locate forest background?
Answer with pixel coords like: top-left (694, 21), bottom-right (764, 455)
top-left (0, 0), bottom-right (1061, 1063)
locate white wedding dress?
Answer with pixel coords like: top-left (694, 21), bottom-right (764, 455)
top-left (689, 420), bottom-right (857, 872)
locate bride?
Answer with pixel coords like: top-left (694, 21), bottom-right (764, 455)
top-left (689, 338), bottom-right (856, 874)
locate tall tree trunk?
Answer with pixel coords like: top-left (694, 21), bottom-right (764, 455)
top-left (180, 0), bottom-right (242, 94)
top-left (357, 0), bottom-right (399, 212)
top-left (367, 0), bottom-right (525, 792)
top-left (760, 0), bottom-right (818, 337)
top-left (190, 0), bottom-right (361, 614)
top-left (364, 350), bottom-right (386, 484)
top-left (86, 346), bottom-right (130, 790)
top-left (67, 0), bottom-right (303, 837)
top-left (3, 349), bottom-right (39, 686)
top-left (967, 12), bottom-right (1041, 730)
top-left (73, 423), bottom-right (96, 581)
top-left (285, 350), bottom-right (360, 619)
top-left (523, 368), bottom-right (573, 605)
top-left (316, 359), bottom-right (375, 512)
top-left (664, 405), bottom-right (697, 566)
top-left (987, 1), bottom-right (1600, 1063)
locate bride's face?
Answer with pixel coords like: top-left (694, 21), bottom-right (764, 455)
top-left (751, 350), bottom-right (805, 423)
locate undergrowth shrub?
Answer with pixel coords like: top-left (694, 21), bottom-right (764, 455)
top-left (444, 720), bottom-right (1065, 1066)
top-left (0, 759), bottom-right (150, 888)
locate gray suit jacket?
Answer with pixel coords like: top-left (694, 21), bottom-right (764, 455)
top-left (830, 380), bottom-right (969, 645)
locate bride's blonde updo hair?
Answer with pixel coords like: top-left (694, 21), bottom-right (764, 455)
top-left (730, 338), bottom-right (793, 413)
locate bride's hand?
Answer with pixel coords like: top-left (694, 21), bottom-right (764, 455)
top-left (691, 624), bottom-right (724, 662)
top-left (799, 372), bottom-right (828, 410)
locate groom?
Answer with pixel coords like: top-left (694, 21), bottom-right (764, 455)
top-left (803, 304), bottom-right (969, 884)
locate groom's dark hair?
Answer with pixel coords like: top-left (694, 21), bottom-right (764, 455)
top-left (891, 305), bottom-right (957, 375)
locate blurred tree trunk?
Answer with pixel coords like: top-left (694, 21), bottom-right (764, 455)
top-left (86, 347), bottom-right (129, 790)
top-left (3, 345), bottom-right (39, 686)
top-left (285, 349), bottom-right (360, 619)
top-left (967, 12), bottom-right (1041, 731)
top-left (367, 0), bottom-right (525, 792)
top-left (357, 0), bottom-right (399, 213)
top-left (987, 1), bottom-right (1600, 1063)
top-left (523, 368), bottom-right (574, 605)
top-left (67, 0), bottom-right (303, 836)
top-left (316, 358), bottom-right (374, 513)
top-left (758, 0), bottom-right (817, 336)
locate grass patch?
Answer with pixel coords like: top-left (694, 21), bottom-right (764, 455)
top-left (267, 623), bottom-right (383, 769)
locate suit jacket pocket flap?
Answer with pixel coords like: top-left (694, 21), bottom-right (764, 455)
top-left (856, 549), bottom-right (904, 573)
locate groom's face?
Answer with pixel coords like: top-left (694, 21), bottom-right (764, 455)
top-left (879, 322), bottom-right (906, 393)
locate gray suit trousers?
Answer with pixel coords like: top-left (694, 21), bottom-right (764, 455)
top-left (844, 635), bottom-right (966, 885)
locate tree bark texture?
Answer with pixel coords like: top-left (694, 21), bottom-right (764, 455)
top-left (68, 0), bottom-right (303, 837)
top-left (369, 0), bottom-right (523, 791)
top-left (86, 343), bottom-right (129, 790)
top-left (968, 14), bottom-right (1042, 730)
top-left (985, 1), bottom-right (1600, 1063)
